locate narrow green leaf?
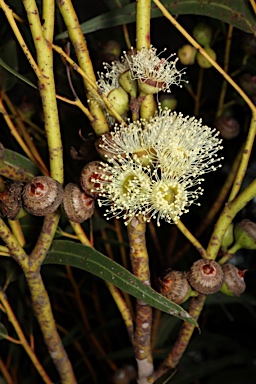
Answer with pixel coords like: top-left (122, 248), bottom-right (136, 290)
top-left (0, 40), bottom-right (18, 91)
top-left (0, 323), bottom-right (8, 340)
top-left (0, 145), bottom-right (40, 182)
top-left (44, 240), bottom-right (198, 326)
top-left (0, 58), bottom-right (37, 90)
top-left (55, 0), bottom-right (255, 39)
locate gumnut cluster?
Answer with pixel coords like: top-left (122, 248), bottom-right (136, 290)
top-left (159, 258), bottom-right (246, 305)
top-left (0, 176), bottom-right (95, 224)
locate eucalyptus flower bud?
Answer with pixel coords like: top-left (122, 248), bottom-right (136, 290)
top-left (196, 48), bottom-right (216, 69)
top-left (178, 44), bottom-right (197, 65)
top-left (140, 94), bottom-right (157, 120)
top-left (159, 94), bottom-right (177, 111)
top-left (107, 87), bottom-right (129, 116)
top-left (193, 22), bottom-right (212, 47)
top-left (119, 70), bottom-right (137, 97)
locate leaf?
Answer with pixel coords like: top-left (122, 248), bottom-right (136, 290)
top-left (0, 40), bottom-right (18, 91)
top-left (55, 0), bottom-right (256, 39)
top-left (0, 57), bottom-right (37, 90)
top-left (44, 240), bottom-right (198, 325)
top-left (0, 144), bottom-right (40, 182)
top-left (0, 323), bottom-right (8, 340)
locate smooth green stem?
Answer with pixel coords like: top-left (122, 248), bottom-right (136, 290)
top-left (206, 179), bottom-right (256, 260)
top-left (229, 110), bottom-right (256, 200)
top-left (136, 0), bottom-right (151, 50)
top-left (42, 0), bottom-right (55, 43)
top-left (23, 0), bottom-right (63, 182)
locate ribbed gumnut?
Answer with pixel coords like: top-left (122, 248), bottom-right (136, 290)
top-left (22, 176), bottom-right (63, 216)
top-left (220, 264), bottom-right (246, 297)
top-left (193, 22), bottom-right (212, 47)
top-left (187, 259), bottom-right (224, 294)
top-left (159, 270), bottom-right (192, 304)
top-left (62, 183), bottom-right (95, 223)
top-left (178, 44), bottom-right (197, 65)
top-left (215, 117), bottom-right (240, 139)
top-left (234, 219), bottom-right (256, 250)
top-left (0, 181), bottom-right (23, 220)
top-left (107, 87), bottom-right (129, 116)
top-left (196, 48), bottom-right (216, 69)
top-left (80, 161), bottom-right (104, 198)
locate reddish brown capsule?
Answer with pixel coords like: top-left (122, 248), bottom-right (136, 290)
top-left (22, 176), bottom-right (63, 216)
top-left (80, 161), bottom-right (104, 198)
top-left (159, 270), bottom-right (192, 304)
top-left (0, 181), bottom-right (23, 220)
top-left (187, 259), bottom-right (224, 294)
top-left (215, 117), bottom-right (240, 139)
top-left (62, 183), bottom-right (95, 223)
top-left (220, 264), bottom-right (246, 297)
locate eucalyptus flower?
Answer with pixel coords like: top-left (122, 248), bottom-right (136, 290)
top-left (95, 109), bottom-right (223, 225)
top-left (124, 45), bottom-right (185, 94)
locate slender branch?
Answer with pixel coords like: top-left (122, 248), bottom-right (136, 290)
top-left (24, 271), bottom-right (76, 384)
top-left (23, 0), bottom-right (63, 182)
top-left (56, 0), bottom-right (109, 136)
top-left (206, 178), bottom-right (256, 260)
top-left (152, 0), bottom-right (256, 113)
top-left (154, 295), bottom-right (205, 380)
top-left (0, 0), bottom-right (43, 79)
top-left (175, 220), bottom-right (206, 258)
top-left (228, 111), bottom-right (256, 200)
top-left (216, 25), bottom-right (233, 118)
top-left (0, 290), bottom-right (53, 384)
top-left (42, 0), bottom-right (55, 43)
top-left (136, 0), bottom-right (151, 50)
top-left (127, 216), bottom-right (154, 384)
top-left (0, 218), bottom-right (28, 270)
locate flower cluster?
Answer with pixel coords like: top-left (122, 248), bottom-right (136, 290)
top-left (93, 109), bottom-right (223, 226)
top-left (92, 45), bottom-right (185, 118)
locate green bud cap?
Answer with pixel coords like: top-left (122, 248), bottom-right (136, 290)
top-left (107, 87), bottom-right (129, 116)
top-left (193, 22), bottom-right (212, 47)
top-left (119, 70), bottom-right (137, 97)
top-left (178, 44), bottom-right (197, 65)
top-left (196, 48), bottom-right (216, 69)
top-left (234, 219), bottom-right (256, 251)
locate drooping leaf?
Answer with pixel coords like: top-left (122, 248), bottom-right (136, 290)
top-left (55, 0), bottom-right (256, 39)
top-left (44, 240), bottom-right (198, 325)
top-left (0, 144), bottom-right (40, 182)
